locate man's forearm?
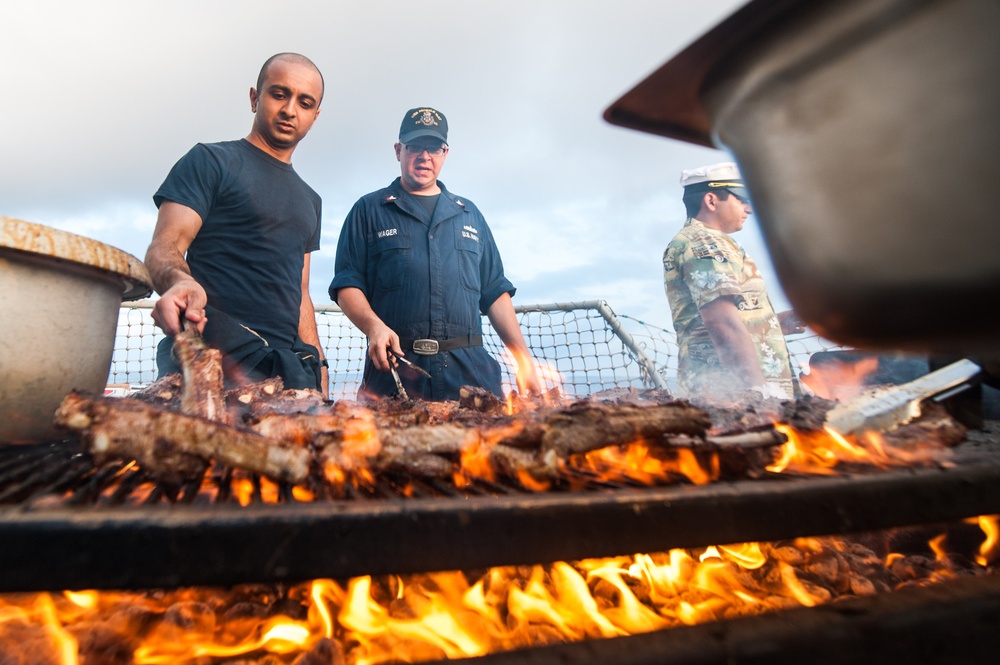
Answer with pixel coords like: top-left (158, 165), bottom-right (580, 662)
top-left (335, 287), bottom-right (383, 338)
top-left (336, 287), bottom-right (401, 371)
top-left (487, 293), bottom-right (543, 394)
top-left (486, 293), bottom-right (529, 354)
top-left (708, 324), bottom-right (765, 387)
top-left (298, 297), bottom-right (323, 356)
top-left (299, 293), bottom-right (328, 396)
top-left (145, 240), bottom-right (195, 295)
top-left (700, 297), bottom-right (766, 389)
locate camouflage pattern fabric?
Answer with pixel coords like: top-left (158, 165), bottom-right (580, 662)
top-left (663, 218), bottom-right (793, 401)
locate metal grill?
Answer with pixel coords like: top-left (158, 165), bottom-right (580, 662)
top-left (0, 439), bottom-right (654, 510)
top-left (3, 434), bottom-right (1000, 593)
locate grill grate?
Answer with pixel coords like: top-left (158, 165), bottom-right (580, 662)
top-left (0, 439), bottom-right (652, 510)
top-left (3, 436), bottom-right (1000, 593)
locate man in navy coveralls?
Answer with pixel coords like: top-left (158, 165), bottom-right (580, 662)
top-left (329, 107), bottom-right (540, 401)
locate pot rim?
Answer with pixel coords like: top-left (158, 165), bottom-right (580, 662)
top-left (1, 215), bottom-right (152, 300)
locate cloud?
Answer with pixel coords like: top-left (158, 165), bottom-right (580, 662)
top-left (2, 0), bottom-right (802, 334)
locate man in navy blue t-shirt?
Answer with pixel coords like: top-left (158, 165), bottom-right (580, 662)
top-left (145, 53), bottom-right (328, 394)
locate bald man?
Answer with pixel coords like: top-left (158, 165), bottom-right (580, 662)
top-left (145, 53), bottom-right (329, 394)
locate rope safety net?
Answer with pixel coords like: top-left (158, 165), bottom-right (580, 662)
top-left (111, 300), bottom-right (846, 401)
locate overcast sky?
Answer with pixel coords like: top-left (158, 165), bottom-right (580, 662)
top-left (2, 0), bottom-right (791, 331)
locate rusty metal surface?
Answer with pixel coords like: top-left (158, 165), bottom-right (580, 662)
top-left (2, 437), bottom-right (1000, 592)
top-left (0, 215), bottom-right (151, 300)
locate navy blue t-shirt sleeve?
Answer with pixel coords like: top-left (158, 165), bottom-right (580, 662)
top-left (153, 144), bottom-right (223, 219)
top-left (476, 213), bottom-right (516, 312)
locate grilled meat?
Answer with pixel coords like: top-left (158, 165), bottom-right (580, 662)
top-left (56, 392), bottom-right (311, 485)
top-left (173, 326), bottom-right (228, 424)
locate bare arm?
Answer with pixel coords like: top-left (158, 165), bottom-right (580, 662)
top-left (298, 254), bottom-right (328, 397)
top-left (699, 296), bottom-right (766, 391)
top-left (144, 201), bottom-right (207, 335)
top-left (336, 286), bottom-right (402, 373)
top-left (486, 292), bottom-right (542, 395)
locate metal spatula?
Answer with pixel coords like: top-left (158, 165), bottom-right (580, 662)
top-left (824, 359), bottom-right (981, 435)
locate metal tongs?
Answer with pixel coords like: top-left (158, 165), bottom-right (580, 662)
top-left (388, 350), bottom-right (431, 399)
top-left (394, 352), bottom-right (432, 379)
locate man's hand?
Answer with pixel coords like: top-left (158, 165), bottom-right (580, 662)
top-left (151, 277), bottom-right (208, 335)
top-left (778, 310), bottom-right (806, 335)
top-left (367, 322), bottom-right (404, 373)
top-left (512, 351), bottom-right (544, 396)
top-left (751, 383), bottom-right (790, 400)
top-left (486, 293), bottom-right (543, 396)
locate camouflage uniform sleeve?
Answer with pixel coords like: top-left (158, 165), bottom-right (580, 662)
top-left (677, 231), bottom-right (744, 310)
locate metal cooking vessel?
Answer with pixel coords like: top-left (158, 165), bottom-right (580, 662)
top-left (0, 216), bottom-right (152, 443)
top-left (604, 0), bottom-right (1000, 358)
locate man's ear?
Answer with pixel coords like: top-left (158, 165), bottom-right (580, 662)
top-left (249, 87), bottom-right (258, 113)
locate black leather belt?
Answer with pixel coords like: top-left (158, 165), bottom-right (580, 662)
top-left (401, 335), bottom-right (483, 355)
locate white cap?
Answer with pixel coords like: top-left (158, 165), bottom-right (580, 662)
top-left (679, 162), bottom-right (746, 193)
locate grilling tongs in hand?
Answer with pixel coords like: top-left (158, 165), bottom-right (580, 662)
top-left (388, 350), bottom-right (432, 400)
top-left (392, 352), bottom-right (432, 379)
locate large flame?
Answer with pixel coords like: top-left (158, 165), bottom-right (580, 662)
top-left (2, 520), bottom-right (994, 665)
top-left (800, 355), bottom-right (880, 401)
top-left (766, 422), bottom-right (951, 475)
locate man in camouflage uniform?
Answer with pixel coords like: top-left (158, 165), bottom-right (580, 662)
top-left (663, 162), bottom-right (803, 402)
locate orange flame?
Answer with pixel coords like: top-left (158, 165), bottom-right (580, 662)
top-left (573, 441), bottom-right (718, 486)
top-left (455, 434), bottom-right (495, 488)
top-left (767, 422), bottom-right (947, 475)
top-left (0, 594), bottom-right (79, 665)
top-left (966, 515), bottom-right (1000, 566)
top-left (800, 356), bottom-right (879, 401)
top-left (134, 615), bottom-right (312, 663)
top-left (506, 352), bottom-right (563, 409)
top-left (231, 477), bottom-right (255, 506)
top-left (1, 519), bottom-right (994, 665)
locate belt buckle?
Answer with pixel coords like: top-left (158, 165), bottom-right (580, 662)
top-left (412, 339), bottom-right (440, 355)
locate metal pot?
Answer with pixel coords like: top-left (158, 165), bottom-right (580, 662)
top-left (0, 216), bottom-right (152, 443)
top-left (604, 0), bottom-right (1000, 358)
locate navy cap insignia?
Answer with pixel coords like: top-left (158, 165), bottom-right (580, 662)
top-left (412, 109), bottom-right (442, 127)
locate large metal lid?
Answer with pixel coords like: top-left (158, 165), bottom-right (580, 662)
top-left (1, 215), bottom-right (152, 300)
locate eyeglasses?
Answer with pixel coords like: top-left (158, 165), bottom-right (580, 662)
top-left (402, 143), bottom-right (447, 156)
